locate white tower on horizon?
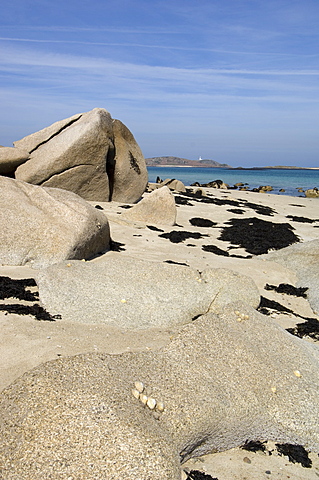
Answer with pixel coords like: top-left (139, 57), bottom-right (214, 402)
top-left (198, 156), bottom-right (202, 161)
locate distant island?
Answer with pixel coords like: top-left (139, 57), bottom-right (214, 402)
top-left (145, 156), bottom-right (232, 168)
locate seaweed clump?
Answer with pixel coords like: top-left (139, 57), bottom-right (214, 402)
top-left (275, 443), bottom-right (312, 468)
top-left (219, 217), bottom-right (299, 255)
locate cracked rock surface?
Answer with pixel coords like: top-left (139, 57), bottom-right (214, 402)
top-left (14, 108), bottom-right (148, 203)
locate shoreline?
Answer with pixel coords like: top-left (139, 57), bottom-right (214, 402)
top-left (147, 165), bottom-right (319, 170)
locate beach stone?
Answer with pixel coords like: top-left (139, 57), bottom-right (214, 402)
top-left (110, 119), bottom-right (148, 203)
top-left (262, 239), bottom-right (319, 315)
top-left (0, 176), bottom-right (110, 268)
top-left (121, 186), bottom-right (176, 226)
top-left (35, 254), bottom-right (260, 328)
top-left (305, 188), bottom-right (319, 198)
top-left (1, 302), bottom-right (318, 480)
top-left (0, 146), bottom-right (29, 175)
top-left (161, 178), bottom-right (186, 192)
top-left (14, 108), bottom-right (147, 202)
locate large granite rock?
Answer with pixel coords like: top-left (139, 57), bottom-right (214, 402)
top-left (1, 302), bottom-right (318, 480)
top-left (0, 146), bottom-right (29, 175)
top-left (0, 176), bottom-right (110, 268)
top-left (14, 108), bottom-right (147, 202)
top-left (121, 186), bottom-right (177, 225)
top-left (263, 239), bottom-right (319, 314)
top-left (110, 119), bottom-right (148, 203)
top-left (36, 254), bottom-right (260, 328)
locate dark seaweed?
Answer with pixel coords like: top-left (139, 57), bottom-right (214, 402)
top-left (129, 151), bottom-right (141, 174)
top-left (159, 231), bottom-right (207, 243)
top-left (241, 440), bottom-right (266, 452)
top-left (202, 245), bottom-right (229, 256)
top-left (227, 208), bottom-right (245, 214)
top-left (0, 276), bottom-right (38, 301)
top-left (146, 225), bottom-right (164, 232)
top-left (265, 283), bottom-right (308, 298)
top-left (175, 191), bottom-right (276, 216)
top-left (174, 196), bottom-right (194, 206)
top-left (184, 470), bottom-right (218, 480)
top-left (275, 444), bottom-right (312, 468)
top-left (0, 303), bottom-right (58, 321)
top-left (287, 318), bottom-right (319, 341)
top-left (164, 260), bottom-right (189, 266)
top-left (258, 296), bottom-right (295, 315)
top-left (189, 218), bottom-right (217, 228)
top-left (94, 204), bottom-right (104, 210)
top-left (118, 205), bottom-right (132, 209)
top-left (219, 217), bottom-right (299, 255)
top-left (286, 215), bottom-right (317, 223)
top-left (110, 240), bottom-right (126, 251)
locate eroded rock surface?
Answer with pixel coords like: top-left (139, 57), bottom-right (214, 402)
top-left (1, 302), bottom-right (318, 479)
top-left (14, 108), bottom-right (147, 202)
top-left (0, 176), bottom-right (110, 268)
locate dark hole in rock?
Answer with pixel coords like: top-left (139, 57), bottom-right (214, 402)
top-left (94, 204), bottom-right (104, 210)
top-left (0, 276), bottom-right (38, 301)
top-left (159, 231), bottom-right (207, 243)
top-left (265, 283), bottom-right (308, 298)
top-left (184, 470), bottom-right (218, 480)
top-left (110, 240), bottom-right (126, 251)
top-left (0, 304), bottom-right (58, 321)
top-left (219, 217), bottom-right (299, 255)
top-left (275, 444), bottom-right (312, 468)
top-left (189, 218), bottom-right (217, 228)
top-left (257, 296), bottom-right (295, 315)
top-left (241, 440), bottom-right (266, 452)
top-left (164, 260), bottom-right (189, 266)
top-left (119, 205), bottom-right (132, 209)
top-left (202, 245), bottom-right (229, 256)
top-left (286, 215), bottom-right (317, 223)
top-left (147, 225), bottom-right (164, 232)
top-left (227, 208), bottom-right (245, 214)
top-left (287, 318), bottom-right (319, 342)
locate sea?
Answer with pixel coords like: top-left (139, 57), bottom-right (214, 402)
top-left (147, 167), bottom-right (319, 198)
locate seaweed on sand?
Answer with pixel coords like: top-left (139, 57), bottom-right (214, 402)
top-left (159, 231), bottom-right (207, 243)
top-left (0, 276), bottom-right (38, 301)
top-left (275, 444), bottom-right (312, 468)
top-left (265, 283), bottom-right (308, 298)
top-left (218, 218), bottom-right (299, 255)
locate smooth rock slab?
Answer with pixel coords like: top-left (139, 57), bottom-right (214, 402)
top-left (263, 239), bottom-right (319, 314)
top-left (0, 176), bottom-right (110, 268)
top-left (36, 254), bottom-right (260, 328)
top-left (1, 303), bottom-right (318, 480)
top-left (0, 146), bottom-right (29, 175)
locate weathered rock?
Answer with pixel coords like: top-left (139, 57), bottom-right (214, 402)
top-left (13, 112), bottom-right (82, 153)
top-left (14, 108), bottom-right (147, 202)
top-left (161, 178), bottom-right (186, 193)
top-left (0, 176), bottom-right (110, 268)
top-left (35, 254), bottom-right (260, 328)
top-left (305, 188), bottom-right (319, 198)
top-left (110, 119), bottom-right (148, 203)
top-left (1, 302), bottom-right (318, 480)
top-left (15, 108), bottom-right (114, 201)
top-left (121, 186), bottom-right (176, 225)
top-left (258, 185), bottom-right (273, 192)
top-left (262, 239), bottom-right (319, 314)
top-left (0, 146), bottom-right (29, 175)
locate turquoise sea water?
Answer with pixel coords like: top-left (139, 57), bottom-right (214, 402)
top-left (147, 167), bottom-right (319, 197)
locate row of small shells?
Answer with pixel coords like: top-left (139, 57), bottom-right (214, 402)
top-left (132, 381), bottom-right (165, 413)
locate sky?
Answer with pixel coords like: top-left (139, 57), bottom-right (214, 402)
top-left (0, 0), bottom-right (318, 167)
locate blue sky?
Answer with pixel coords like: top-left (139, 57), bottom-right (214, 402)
top-left (0, 0), bottom-right (318, 167)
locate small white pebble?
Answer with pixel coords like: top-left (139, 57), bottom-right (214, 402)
top-left (235, 310), bottom-right (240, 315)
top-left (121, 299), bottom-right (127, 303)
top-left (237, 317), bottom-right (242, 322)
top-left (146, 397), bottom-right (157, 410)
top-left (156, 401), bottom-right (165, 412)
top-left (132, 389), bottom-right (140, 400)
top-left (244, 314), bottom-right (249, 320)
top-left (81, 258), bottom-right (86, 262)
top-left (140, 394), bottom-right (148, 405)
top-left (240, 313), bottom-right (246, 319)
top-left (66, 263), bottom-right (71, 267)
top-left (271, 387), bottom-right (277, 394)
top-left (294, 370), bottom-right (302, 378)
top-left (134, 381), bottom-right (144, 393)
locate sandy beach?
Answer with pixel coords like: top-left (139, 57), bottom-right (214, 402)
top-left (1, 185), bottom-right (319, 480)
